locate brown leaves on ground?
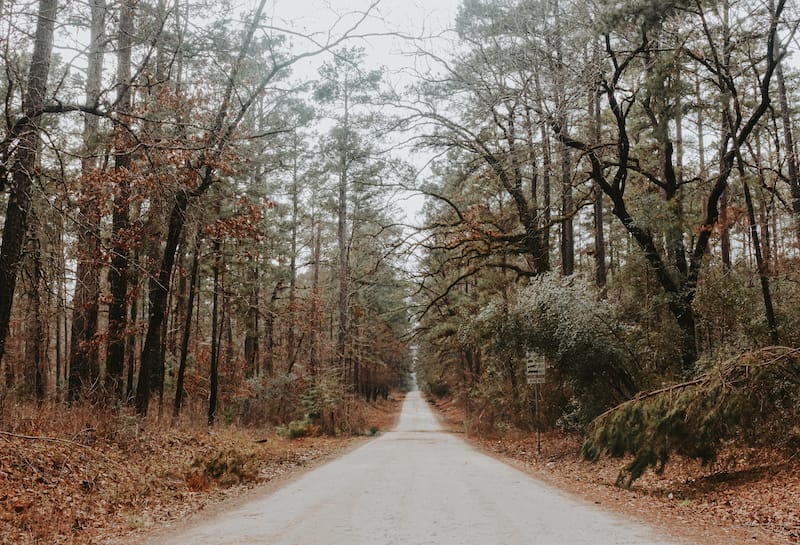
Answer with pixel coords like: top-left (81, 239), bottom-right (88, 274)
top-left (0, 395), bottom-right (403, 545)
top-left (431, 396), bottom-right (800, 545)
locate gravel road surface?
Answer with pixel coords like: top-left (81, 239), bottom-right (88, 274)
top-left (148, 391), bottom-right (682, 545)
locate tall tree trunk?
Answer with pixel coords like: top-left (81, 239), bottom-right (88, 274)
top-left (591, 42), bottom-right (606, 294)
top-left (696, 67), bottom-right (706, 177)
top-left (776, 61), bottom-right (800, 244)
top-left (207, 239), bottom-right (221, 427)
top-left (55, 228), bottom-right (66, 399)
top-left (523, 106), bottom-right (548, 274)
top-left (106, 0), bottom-right (134, 401)
top-left (136, 0), bottom-right (269, 415)
top-left (68, 0), bottom-right (105, 402)
top-left (0, 0), bottom-right (57, 368)
top-left (309, 220), bottom-right (322, 375)
top-left (337, 86), bottom-right (350, 383)
top-left (737, 148), bottom-right (779, 343)
top-left (24, 235), bottom-right (46, 404)
top-left (264, 283), bottom-right (281, 376)
top-left (243, 259), bottom-right (259, 378)
top-left (174, 229), bottom-right (201, 417)
top-left (534, 74), bottom-right (552, 272)
top-left (287, 135), bottom-right (299, 371)
top-left (553, 0), bottom-right (573, 276)
top-left (719, 1), bottom-right (732, 270)
top-left (125, 269), bottom-right (138, 402)
top-left (755, 135), bottom-right (773, 268)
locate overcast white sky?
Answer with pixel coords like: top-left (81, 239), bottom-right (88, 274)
top-left (266, 0), bottom-right (462, 86)
top-left (263, 0), bottom-right (463, 224)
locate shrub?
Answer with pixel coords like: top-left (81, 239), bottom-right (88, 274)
top-left (189, 448), bottom-right (259, 487)
top-left (276, 415), bottom-right (321, 439)
top-left (426, 380), bottom-right (450, 399)
top-left (467, 274), bottom-right (640, 426)
top-left (582, 346), bottom-right (800, 486)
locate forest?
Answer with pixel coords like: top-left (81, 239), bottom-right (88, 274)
top-left (1, 0), bottom-right (799, 504)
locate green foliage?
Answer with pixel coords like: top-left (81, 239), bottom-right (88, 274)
top-left (277, 415), bottom-right (319, 440)
top-left (582, 347), bottom-right (800, 486)
top-left (597, 0), bottom-right (693, 33)
top-left (694, 263), bottom-right (764, 347)
top-left (426, 380), bottom-right (450, 399)
top-left (301, 373), bottom-right (341, 417)
top-left (478, 274), bottom-right (639, 422)
top-left (236, 373), bottom-right (304, 426)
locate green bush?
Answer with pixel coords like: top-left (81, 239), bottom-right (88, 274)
top-left (277, 415), bottom-right (318, 439)
top-left (469, 274), bottom-right (640, 425)
top-left (583, 346), bottom-right (800, 486)
top-left (426, 380), bottom-right (450, 398)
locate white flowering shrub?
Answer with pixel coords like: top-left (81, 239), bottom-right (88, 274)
top-left (467, 273), bottom-right (640, 425)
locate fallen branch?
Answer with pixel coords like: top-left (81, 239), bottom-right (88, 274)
top-left (583, 346), bottom-right (800, 486)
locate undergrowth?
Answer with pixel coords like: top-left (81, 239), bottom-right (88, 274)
top-left (582, 346), bottom-right (800, 486)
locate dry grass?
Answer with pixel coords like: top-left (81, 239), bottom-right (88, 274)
top-left (0, 393), bottom-right (405, 545)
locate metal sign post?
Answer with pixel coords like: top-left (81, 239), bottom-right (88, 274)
top-left (525, 350), bottom-right (546, 455)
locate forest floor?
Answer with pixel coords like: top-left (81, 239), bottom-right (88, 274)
top-left (430, 396), bottom-right (800, 545)
top-left (0, 394), bottom-right (403, 545)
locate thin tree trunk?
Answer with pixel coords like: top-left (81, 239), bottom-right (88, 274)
top-left (553, 0), bottom-right (573, 276)
top-left (337, 85), bottom-right (350, 383)
top-left (287, 134), bottom-right (299, 371)
top-left (174, 230), bottom-right (201, 417)
top-left (743, 178), bottom-right (779, 342)
top-left (55, 231), bottom-right (64, 400)
top-left (136, 0), bottom-right (269, 415)
top-left (25, 235), bottom-right (46, 404)
top-left (68, 0), bottom-right (105, 402)
top-left (208, 239), bottom-right (221, 427)
top-left (764, 0), bottom-right (800, 246)
top-left (591, 41), bottom-right (606, 294)
top-left (533, 68), bottom-right (552, 272)
top-left (736, 145), bottom-right (779, 343)
top-left (244, 259), bottom-right (259, 377)
top-left (719, 2), bottom-right (732, 270)
top-left (125, 270), bottom-right (138, 403)
top-left (106, 0), bottom-right (134, 401)
top-left (309, 220), bottom-right (321, 375)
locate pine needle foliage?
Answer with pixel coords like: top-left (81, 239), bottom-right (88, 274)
top-left (582, 347), bottom-right (800, 487)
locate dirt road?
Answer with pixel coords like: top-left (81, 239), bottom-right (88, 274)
top-left (147, 391), bottom-right (682, 545)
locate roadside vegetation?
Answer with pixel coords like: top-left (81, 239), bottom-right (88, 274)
top-left (0, 394), bottom-right (403, 545)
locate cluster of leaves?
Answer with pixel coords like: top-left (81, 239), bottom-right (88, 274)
top-left (189, 448), bottom-right (260, 487)
top-left (582, 346), bottom-right (800, 486)
top-left (468, 274), bottom-right (639, 424)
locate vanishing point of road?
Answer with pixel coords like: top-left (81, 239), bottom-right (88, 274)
top-left (147, 391), bottom-right (681, 545)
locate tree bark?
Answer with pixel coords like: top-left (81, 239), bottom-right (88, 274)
top-left (68, 0), bottom-right (105, 402)
top-left (136, 0), bottom-right (272, 415)
top-left (207, 239), bottom-right (221, 427)
top-left (0, 0), bottom-right (57, 368)
top-left (738, 151), bottom-right (779, 343)
top-left (287, 133), bottom-right (299, 372)
top-left (309, 220), bottom-right (322, 375)
top-left (776, 61), bottom-right (800, 245)
top-left (244, 259), bottom-right (259, 378)
top-left (174, 229), bottom-right (201, 417)
top-left (553, 0), bottom-right (573, 276)
top-left (337, 83), bottom-right (350, 384)
top-left (105, 0), bottom-right (134, 401)
top-left (591, 43), bottom-right (606, 294)
top-left (24, 235), bottom-right (46, 404)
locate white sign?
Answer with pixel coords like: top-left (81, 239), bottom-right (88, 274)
top-left (525, 350), bottom-right (546, 384)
